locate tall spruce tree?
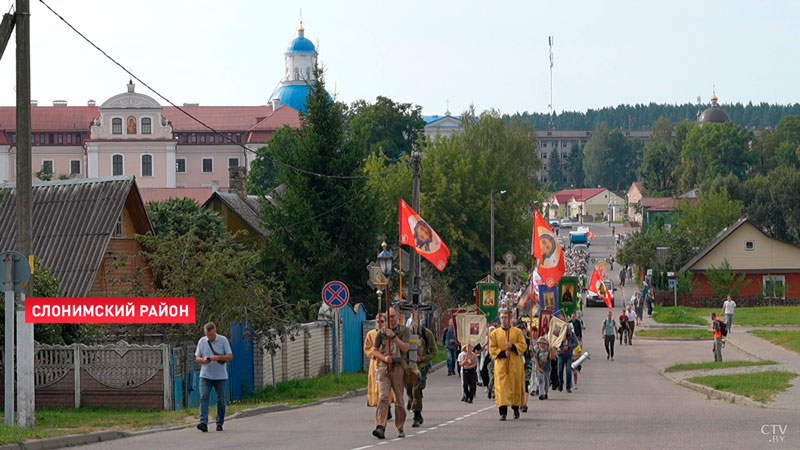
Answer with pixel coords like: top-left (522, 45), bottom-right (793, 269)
top-left (259, 66), bottom-right (377, 314)
top-left (548, 147), bottom-right (562, 189)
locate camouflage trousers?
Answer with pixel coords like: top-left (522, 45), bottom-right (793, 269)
top-left (406, 366), bottom-right (429, 412)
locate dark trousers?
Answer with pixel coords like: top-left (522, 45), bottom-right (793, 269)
top-left (619, 325), bottom-right (627, 344)
top-left (446, 348), bottom-right (458, 374)
top-left (604, 335), bottom-right (615, 358)
top-left (499, 405), bottom-right (519, 416)
top-left (549, 358), bottom-right (559, 389)
top-left (462, 368), bottom-right (477, 401)
top-left (627, 321), bottom-right (635, 344)
top-left (557, 354), bottom-right (573, 391)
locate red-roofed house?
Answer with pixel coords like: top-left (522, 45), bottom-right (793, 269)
top-left (626, 182), bottom-right (644, 222)
top-left (0, 82), bottom-right (301, 191)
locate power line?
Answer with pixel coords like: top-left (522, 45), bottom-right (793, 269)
top-left (38, 0), bottom-right (400, 181)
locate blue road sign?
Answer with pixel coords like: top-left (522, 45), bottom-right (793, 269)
top-left (1, 251), bottom-right (31, 293)
top-left (322, 281), bottom-right (349, 309)
top-left (668, 279), bottom-right (676, 289)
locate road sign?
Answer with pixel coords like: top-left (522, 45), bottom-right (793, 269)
top-left (321, 281), bottom-right (349, 309)
top-left (1, 251), bottom-right (31, 293)
top-left (668, 279), bottom-right (676, 289)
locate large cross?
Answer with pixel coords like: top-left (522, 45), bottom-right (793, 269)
top-left (493, 251), bottom-right (527, 292)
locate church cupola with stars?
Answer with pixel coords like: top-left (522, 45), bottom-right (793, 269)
top-left (268, 18), bottom-right (318, 113)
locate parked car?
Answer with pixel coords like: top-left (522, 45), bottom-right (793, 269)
top-left (560, 218), bottom-right (573, 229)
top-left (586, 279), bottom-right (616, 307)
top-left (549, 219), bottom-right (560, 229)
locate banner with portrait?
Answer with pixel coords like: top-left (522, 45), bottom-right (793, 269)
top-left (455, 313), bottom-right (488, 347)
top-left (546, 315), bottom-right (568, 349)
top-left (538, 284), bottom-right (558, 317)
top-left (537, 310), bottom-right (552, 338)
top-left (559, 276), bottom-right (579, 317)
top-left (477, 282), bottom-right (499, 323)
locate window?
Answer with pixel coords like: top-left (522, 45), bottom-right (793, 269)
top-left (763, 275), bottom-right (786, 299)
top-left (306, 67), bottom-right (311, 80)
top-left (141, 154), bottom-right (153, 177)
top-left (182, 134), bottom-right (188, 143)
top-left (141, 117), bottom-right (152, 134)
top-left (209, 134), bottom-right (215, 144)
top-left (11, 134), bottom-right (15, 144)
top-left (49, 133), bottom-right (54, 144)
top-left (191, 134), bottom-right (197, 143)
top-left (112, 118), bottom-right (122, 134)
top-left (75, 134), bottom-right (82, 144)
top-left (235, 133), bottom-right (242, 143)
top-left (229, 157), bottom-right (239, 168)
top-left (294, 67), bottom-right (300, 80)
top-left (112, 154), bottom-right (123, 176)
top-left (542, 142), bottom-right (547, 147)
top-left (745, 241), bottom-right (755, 251)
top-left (542, 153), bottom-right (547, 159)
top-left (227, 133), bottom-right (232, 142)
top-left (57, 134), bottom-right (63, 144)
top-left (41, 160), bottom-right (53, 175)
top-left (70, 160), bottom-right (80, 175)
top-left (200, 134), bottom-right (206, 144)
top-left (66, 134), bottom-right (72, 144)
top-left (114, 217), bottom-right (123, 236)
top-left (39, 134), bottom-right (44, 144)
top-left (202, 158), bottom-right (213, 173)
top-left (562, 142), bottom-right (567, 148)
top-left (176, 158), bottom-right (186, 173)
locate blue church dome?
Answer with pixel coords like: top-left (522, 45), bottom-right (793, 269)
top-left (269, 84), bottom-right (311, 113)
top-left (287, 36), bottom-right (315, 53)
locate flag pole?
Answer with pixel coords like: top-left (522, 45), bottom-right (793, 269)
top-left (398, 246), bottom-right (403, 301)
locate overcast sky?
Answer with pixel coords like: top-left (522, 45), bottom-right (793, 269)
top-left (0, 0), bottom-right (797, 116)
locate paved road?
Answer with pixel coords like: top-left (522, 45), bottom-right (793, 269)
top-left (81, 223), bottom-right (800, 449)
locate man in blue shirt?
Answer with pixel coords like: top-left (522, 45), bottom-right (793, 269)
top-left (442, 319), bottom-right (459, 376)
top-left (195, 322), bottom-right (233, 432)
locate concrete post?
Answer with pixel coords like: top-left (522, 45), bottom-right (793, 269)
top-left (16, 307), bottom-right (34, 426)
top-left (4, 289), bottom-right (14, 426)
top-left (73, 344), bottom-right (82, 408)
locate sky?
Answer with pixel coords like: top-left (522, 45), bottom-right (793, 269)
top-left (0, 0), bottom-right (797, 116)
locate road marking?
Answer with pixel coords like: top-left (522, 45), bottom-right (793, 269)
top-left (391, 438), bottom-right (401, 442)
top-left (352, 446), bottom-right (374, 450)
top-left (417, 430), bottom-right (427, 434)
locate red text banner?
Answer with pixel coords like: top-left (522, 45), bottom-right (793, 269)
top-left (25, 297), bottom-right (196, 324)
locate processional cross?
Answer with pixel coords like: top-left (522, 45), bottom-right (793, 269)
top-left (493, 251), bottom-right (527, 292)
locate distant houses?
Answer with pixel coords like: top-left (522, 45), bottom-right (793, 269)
top-left (545, 188), bottom-right (625, 221)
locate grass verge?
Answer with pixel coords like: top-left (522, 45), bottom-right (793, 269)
top-left (686, 370), bottom-right (796, 403)
top-left (0, 372), bottom-right (367, 445)
top-left (651, 306), bottom-right (708, 325)
top-left (750, 330), bottom-right (800, 355)
top-left (637, 328), bottom-right (712, 339)
top-left (665, 360), bottom-right (777, 372)
top-left (693, 307), bottom-right (800, 327)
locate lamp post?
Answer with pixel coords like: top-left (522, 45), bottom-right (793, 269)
top-left (490, 189), bottom-right (507, 279)
top-left (377, 242), bottom-right (393, 313)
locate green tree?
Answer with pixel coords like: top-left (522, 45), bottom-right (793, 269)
top-left (145, 198), bottom-right (228, 241)
top-left (260, 66), bottom-right (377, 312)
top-left (676, 121), bottom-right (755, 192)
top-left (247, 130), bottom-right (299, 195)
top-left (706, 259), bottom-right (751, 298)
top-left (638, 117), bottom-right (680, 195)
top-left (547, 147), bottom-right (562, 189)
top-left (566, 143), bottom-right (584, 187)
top-left (673, 189), bottom-right (743, 251)
top-left (583, 123), bottom-right (637, 190)
top-left (347, 96), bottom-right (425, 162)
top-left (744, 165), bottom-right (800, 245)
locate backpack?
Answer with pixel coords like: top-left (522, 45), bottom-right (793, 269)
top-left (718, 319), bottom-right (728, 337)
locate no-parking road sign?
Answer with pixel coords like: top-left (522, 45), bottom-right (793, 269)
top-left (322, 281), bottom-right (349, 309)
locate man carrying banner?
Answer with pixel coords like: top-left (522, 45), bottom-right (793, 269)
top-left (489, 310), bottom-right (527, 421)
top-left (406, 311), bottom-right (436, 428)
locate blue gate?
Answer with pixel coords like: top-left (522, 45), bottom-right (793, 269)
top-left (229, 321), bottom-right (254, 401)
top-left (340, 303), bottom-right (366, 373)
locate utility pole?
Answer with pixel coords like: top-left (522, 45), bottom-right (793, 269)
top-left (410, 151), bottom-right (421, 303)
top-left (15, 0), bottom-right (35, 427)
top-left (490, 189), bottom-right (495, 279)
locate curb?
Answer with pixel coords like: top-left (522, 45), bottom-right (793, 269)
top-left (661, 370), bottom-right (765, 408)
top-left (637, 337), bottom-right (713, 341)
top-left (7, 359), bottom-right (449, 449)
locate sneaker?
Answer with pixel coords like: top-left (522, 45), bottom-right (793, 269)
top-left (372, 426), bottom-right (386, 440)
top-left (567, 389), bottom-right (572, 393)
top-left (539, 395), bottom-right (544, 400)
top-left (467, 398), bottom-right (473, 403)
top-left (398, 429), bottom-right (405, 438)
top-left (216, 424), bottom-right (223, 431)
top-left (196, 423), bottom-right (208, 433)
top-left (499, 414), bottom-right (507, 421)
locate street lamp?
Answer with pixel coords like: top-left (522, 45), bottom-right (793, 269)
top-left (377, 242), bottom-right (393, 278)
top-left (490, 189), bottom-right (507, 279)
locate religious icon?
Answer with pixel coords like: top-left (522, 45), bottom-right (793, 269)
top-left (408, 215), bottom-right (441, 254)
top-left (482, 290), bottom-right (495, 307)
top-left (544, 291), bottom-right (555, 310)
top-left (126, 116), bottom-right (137, 134)
top-left (469, 323), bottom-right (480, 335)
top-left (537, 227), bottom-right (561, 269)
top-left (561, 285), bottom-right (574, 305)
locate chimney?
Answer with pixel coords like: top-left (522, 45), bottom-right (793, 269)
top-left (127, 79), bottom-right (135, 93)
top-left (30, 100), bottom-right (38, 106)
top-left (87, 99), bottom-right (96, 106)
top-left (53, 100), bottom-right (68, 107)
top-left (229, 166), bottom-right (247, 199)
top-left (271, 98), bottom-right (280, 110)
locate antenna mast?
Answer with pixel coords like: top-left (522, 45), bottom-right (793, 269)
top-left (548, 36), bottom-right (555, 129)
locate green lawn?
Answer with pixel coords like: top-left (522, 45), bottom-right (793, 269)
top-left (637, 328), bottom-right (713, 339)
top-left (652, 306), bottom-right (709, 325)
top-left (693, 307), bottom-right (800, 327)
top-left (0, 372), bottom-right (368, 445)
top-left (686, 370), bottom-right (796, 403)
top-left (653, 306), bottom-right (800, 327)
top-left (750, 330), bottom-right (800, 355)
top-left (665, 360), bottom-right (777, 372)
top-left (433, 342), bottom-right (446, 365)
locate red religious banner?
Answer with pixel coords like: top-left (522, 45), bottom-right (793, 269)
top-left (531, 209), bottom-right (565, 288)
top-left (537, 310), bottom-right (553, 338)
top-left (399, 198), bottom-right (450, 271)
top-left (588, 268), bottom-right (613, 309)
top-left (25, 297), bottom-right (196, 324)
